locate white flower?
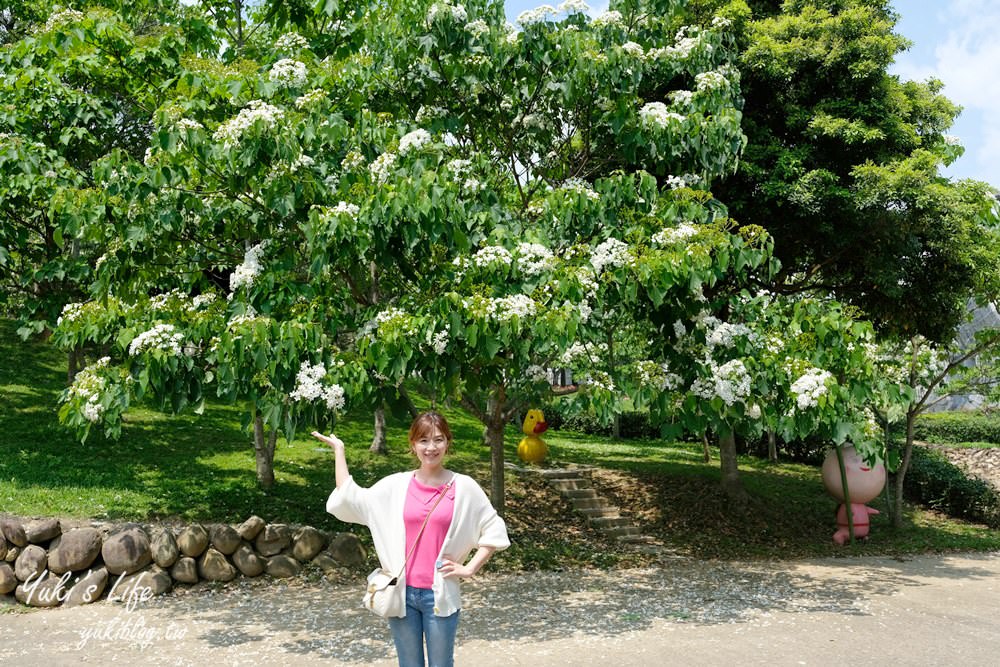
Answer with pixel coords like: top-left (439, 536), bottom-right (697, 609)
top-left (230, 241), bottom-right (269, 291)
top-left (558, 0), bottom-right (589, 13)
top-left (517, 5), bottom-right (557, 26)
top-left (525, 364), bottom-right (548, 383)
top-left (427, 1), bottom-right (468, 24)
top-left (585, 370), bottom-right (615, 393)
top-left (790, 367), bottom-right (833, 411)
top-left (44, 9), bottom-right (84, 31)
top-left (485, 294), bottom-right (536, 321)
top-left (622, 41), bottom-right (645, 58)
top-left (665, 173), bottom-right (702, 190)
top-left (463, 177), bottom-right (485, 192)
top-left (369, 152), bottom-right (397, 183)
top-left (692, 358), bottom-right (751, 406)
top-left (128, 324), bottom-right (184, 356)
top-left (323, 384), bottom-right (346, 411)
top-left (473, 245), bottom-right (513, 268)
top-left (590, 237), bottom-right (633, 274)
top-left (431, 330), bottom-right (449, 355)
top-left (747, 404), bottom-right (762, 420)
top-left (577, 301), bottom-right (592, 323)
top-left (706, 322), bottom-right (754, 350)
top-left (269, 59), bottom-right (308, 88)
top-left (670, 90), bottom-right (694, 107)
top-left (57, 302), bottom-right (85, 326)
top-left (515, 242), bottom-right (555, 275)
top-left (653, 223), bottom-right (699, 246)
top-left (465, 19), bottom-right (490, 36)
top-left (82, 398), bottom-right (105, 423)
top-left (341, 151), bottom-right (366, 170)
top-left (213, 100), bottom-right (285, 149)
top-left (711, 16), bottom-right (732, 29)
top-left (591, 10), bottom-right (623, 27)
top-left (275, 32), bottom-right (309, 52)
top-left (639, 102), bottom-right (686, 130)
top-left (192, 293), bottom-right (218, 309)
top-left (295, 89), bottom-right (326, 109)
top-left (560, 178), bottom-right (600, 201)
top-left (361, 307), bottom-right (418, 339)
top-left (447, 158), bottom-right (472, 175)
top-left (560, 341), bottom-right (589, 365)
top-left (331, 201), bottom-right (360, 220)
top-left (398, 128), bottom-right (432, 154)
top-left (695, 71), bottom-right (728, 91)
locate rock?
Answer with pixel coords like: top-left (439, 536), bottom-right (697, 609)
top-left (292, 526), bottom-right (326, 562)
top-left (0, 562), bottom-right (16, 595)
top-left (64, 567), bottom-right (109, 606)
top-left (170, 557), bottom-right (199, 584)
top-left (0, 534), bottom-right (7, 560)
top-left (110, 565), bottom-right (173, 600)
top-left (150, 528), bottom-right (180, 568)
top-left (48, 528), bottom-right (102, 574)
top-left (210, 524), bottom-right (241, 555)
top-left (5, 546), bottom-right (20, 563)
top-left (231, 543), bottom-right (266, 577)
top-left (14, 545), bottom-right (47, 582)
top-left (255, 523), bottom-right (291, 557)
top-left (101, 523), bottom-right (152, 575)
top-left (14, 573), bottom-right (64, 607)
top-left (176, 524), bottom-right (209, 558)
top-left (327, 532), bottom-right (367, 566)
top-left (0, 518), bottom-right (27, 547)
top-left (237, 515), bottom-right (266, 541)
top-left (265, 554), bottom-right (301, 578)
top-left (197, 548), bottom-right (236, 582)
top-left (310, 554), bottom-right (341, 574)
top-left (24, 518), bottom-right (61, 544)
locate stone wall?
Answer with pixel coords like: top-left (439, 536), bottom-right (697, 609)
top-left (0, 515), bottom-right (366, 608)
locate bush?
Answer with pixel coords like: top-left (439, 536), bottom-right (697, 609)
top-left (903, 447), bottom-right (1000, 528)
top-left (542, 401), bottom-right (661, 439)
top-left (914, 410), bottom-right (1000, 445)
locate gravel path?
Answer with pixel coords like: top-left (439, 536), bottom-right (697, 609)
top-left (3, 551), bottom-right (999, 665)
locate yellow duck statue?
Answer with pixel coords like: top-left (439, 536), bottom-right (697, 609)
top-left (517, 409), bottom-right (549, 464)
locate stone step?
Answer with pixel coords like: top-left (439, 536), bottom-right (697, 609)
top-left (588, 515), bottom-right (632, 528)
top-left (539, 468), bottom-right (591, 479)
top-left (570, 497), bottom-right (608, 511)
top-left (563, 488), bottom-right (599, 500)
top-left (601, 525), bottom-right (642, 539)
top-left (547, 479), bottom-right (593, 491)
top-left (579, 507), bottom-right (620, 519)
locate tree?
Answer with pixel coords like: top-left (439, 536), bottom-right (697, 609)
top-left (677, 0), bottom-right (992, 344)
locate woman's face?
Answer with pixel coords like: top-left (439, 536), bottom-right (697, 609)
top-left (411, 427), bottom-right (449, 467)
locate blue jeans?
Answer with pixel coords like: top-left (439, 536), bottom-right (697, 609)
top-left (387, 586), bottom-right (460, 667)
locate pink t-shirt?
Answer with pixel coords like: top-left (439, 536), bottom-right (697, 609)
top-left (403, 476), bottom-right (456, 589)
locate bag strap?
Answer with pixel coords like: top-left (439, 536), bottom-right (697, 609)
top-left (392, 476), bottom-right (454, 582)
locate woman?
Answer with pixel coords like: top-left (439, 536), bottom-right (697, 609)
top-left (313, 412), bottom-right (509, 667)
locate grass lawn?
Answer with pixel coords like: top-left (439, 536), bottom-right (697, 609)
top-left (2, 318), bottom-right (999, 571)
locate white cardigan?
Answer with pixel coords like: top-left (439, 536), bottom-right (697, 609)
top-left (326, 471), bottom-right (510, 618)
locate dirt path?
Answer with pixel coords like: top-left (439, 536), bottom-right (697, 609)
top-left (3, 551), bottom-right (999, 666)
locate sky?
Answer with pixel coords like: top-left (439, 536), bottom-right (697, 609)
top-left (503, 0), bottom-right (1000, 189)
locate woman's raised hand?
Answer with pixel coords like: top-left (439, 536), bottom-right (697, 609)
top-left (312, 431), bottom-right (344, 452)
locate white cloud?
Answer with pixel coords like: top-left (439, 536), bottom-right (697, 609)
top-left (894, 0), bottom-right (1000, 187)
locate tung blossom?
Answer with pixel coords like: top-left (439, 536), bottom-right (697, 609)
top-left (590, 237), bottom-right (633, 274)
top-left (790, 367), bottom-right (833, 411)
top-left (269, 59), bottom-right (308, 88)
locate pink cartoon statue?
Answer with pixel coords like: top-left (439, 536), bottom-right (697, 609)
top-left (821, 445), bottom-right (886, 545)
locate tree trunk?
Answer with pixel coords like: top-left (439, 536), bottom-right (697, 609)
top-left (253, 412), bottom-right (276, 488)
top-left (612, 413), bottom-right (621, 440)
top-left (398, 385), bottom-right (419, 419)
top-left (718, 428), bottom-right (748, 504)
top-left (370, 406), bottom-right (388, 455)
top-left (67, 347), bottom-right (80, 385)
top-left (701, 431), bottom-right (711, 463)
top-left (835, 444), bottom-right (856, 544)
top-left (892, 411), bottom-right (918, 528)
top-left (767, 430), bottom-right (778, 463)
top-left (484, 387), bottom-right (508, 517)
